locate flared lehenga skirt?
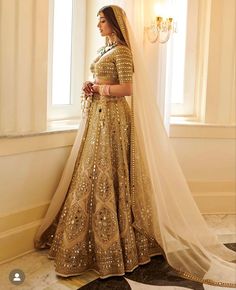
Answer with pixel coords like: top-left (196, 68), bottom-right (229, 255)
top-left (43, 95), bottom-right (161, 278)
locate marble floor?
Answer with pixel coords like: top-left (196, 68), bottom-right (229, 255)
top-left (0, 214), bottom-right (235, 290)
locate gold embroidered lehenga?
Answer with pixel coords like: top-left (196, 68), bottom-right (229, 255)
top-left (35, 5), bottom-right (236, 287)
top-left (35, 45), bottom-right (161, 278)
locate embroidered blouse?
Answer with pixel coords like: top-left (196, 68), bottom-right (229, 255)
top-left (90, 45), bottom-right (133, 84)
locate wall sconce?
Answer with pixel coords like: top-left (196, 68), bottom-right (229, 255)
top-left (145, 4), bottom-right (177, 43)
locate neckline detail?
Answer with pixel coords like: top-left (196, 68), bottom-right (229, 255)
top-left (98, 43), bottom-right (118, 57)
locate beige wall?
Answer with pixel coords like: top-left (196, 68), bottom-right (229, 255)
top-left (0, 133), bottom-right (73, 262)
top-left (0, 147), bottom-right (70, 215)
top-left (0, 0), bottom-right (235, 262)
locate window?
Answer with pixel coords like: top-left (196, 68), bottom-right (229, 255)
top-left (47, 0), bottom-right (86, 121)
top-left (51, 0), bottom-right (73, 105)
top-left (166, 0), bottom-right (199, 117)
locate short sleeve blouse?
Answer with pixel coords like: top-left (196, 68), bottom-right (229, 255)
top-left (90, 45), bottom-right (133, 84)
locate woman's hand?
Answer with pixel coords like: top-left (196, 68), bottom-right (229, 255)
top-left (82, 81), bottom-right (94, 95)
top-left (91, 84), bottom-right (100, 93)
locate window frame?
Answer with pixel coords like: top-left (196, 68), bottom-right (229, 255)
top-left (47, 0), bottom-right (86, 122)
top-left (166, 0), bottom-right (199, 117)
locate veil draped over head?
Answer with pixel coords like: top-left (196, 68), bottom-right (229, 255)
top-left (34, 4), bottom-right (236, 287)
top-left (111, 5), bottom-right (236, 288)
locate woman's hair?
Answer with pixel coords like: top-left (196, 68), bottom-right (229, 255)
top-left (97, 6), bottom-right (127, 46)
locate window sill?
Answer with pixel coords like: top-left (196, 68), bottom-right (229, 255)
top-left (0, 119), bottom-right (80, 139)
top-left (169, 117), bottom-right (236, 139)
top-left (1, 117), bottom-right (235, 157)
top-left (47, 119), bottom-right (80, 132)
top-left (0, 119), bottom-right (81, 157)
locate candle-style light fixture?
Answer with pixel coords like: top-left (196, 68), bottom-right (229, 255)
top-left (145, 3), bottom-right (177, 43)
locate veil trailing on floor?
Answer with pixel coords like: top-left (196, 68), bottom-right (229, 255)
top-left (34, 4), bottom-right (236, 287)
top-left (110, 5), bottom-right (236, 287)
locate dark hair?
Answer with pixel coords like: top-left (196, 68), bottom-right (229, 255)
top-left (98, 6), bottom-right (127, 46)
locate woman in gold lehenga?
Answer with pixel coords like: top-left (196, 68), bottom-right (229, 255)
top-left (34, 5), bottom-right (236, 287)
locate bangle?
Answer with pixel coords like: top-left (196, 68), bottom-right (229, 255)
top-left (99, 84), bottom-right (110, 96)
top-left (98, 85), bottom-right (104, 96)
top-left (104, 85), bottom-right (110, 96)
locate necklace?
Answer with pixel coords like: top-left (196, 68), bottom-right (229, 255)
top-left (98, 42), bottom-right (118, 57)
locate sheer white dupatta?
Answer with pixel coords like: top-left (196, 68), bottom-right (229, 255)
top-left (113, 5), bottom-right (236, 288)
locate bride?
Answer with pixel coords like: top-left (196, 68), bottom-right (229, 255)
top-left (34, 5), bottom-right (236, 287)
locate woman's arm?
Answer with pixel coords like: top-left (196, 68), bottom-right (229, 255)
top-left (92, 82), bottom-right (132, 97)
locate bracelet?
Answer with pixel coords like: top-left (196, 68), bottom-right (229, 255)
top-left (104, 84), bottom-right (110, 96)
top-left (99, 84), bottom-right (110, 96)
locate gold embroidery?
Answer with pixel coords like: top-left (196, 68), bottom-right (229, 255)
top-left (91, 46), bottom-right (133, 84)
top-left (44, 97), bottom-right (161, 277)
top-left (175, 269), bottom-right (236, 288)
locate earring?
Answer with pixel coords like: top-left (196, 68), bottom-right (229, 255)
top-left (111, 31), bottom-right (117, 44)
